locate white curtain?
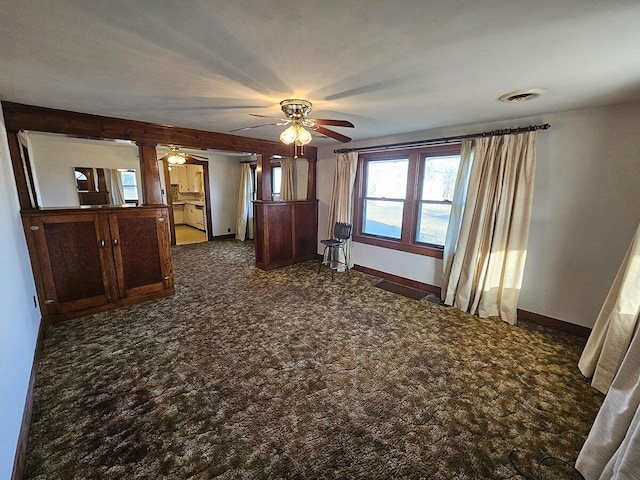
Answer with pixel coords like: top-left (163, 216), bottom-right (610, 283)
top-left (442, 132), bottom-right (537, 324)
top-left (441, 140), bottom-right (474, 297)
top-left (576, 321), bottom-right (640, 479)
top-left (109, 169), bottom-right (126, 205)
top-left (326, 152), bottom-right (358, 268)
top-left (578, 222), bottom-right (640, 394)
top-left (235, 163), bottom-right (254, 241)
top-left (280, 157), bottom-right (295, 201)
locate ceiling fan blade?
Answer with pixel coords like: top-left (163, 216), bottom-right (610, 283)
top-left (229, 122), bottom-right (282, 132)
top-left (311, 125), bottom-right (352, 143)
top-left (249, 113), bottom-right (286, 120)
top-left (311, 118), bottom-right (355, 128)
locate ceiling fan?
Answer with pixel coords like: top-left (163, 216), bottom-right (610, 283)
top-left (158, 146), bottom-right (208, 165)
top-left (231, 99), bottom-right (354, 145)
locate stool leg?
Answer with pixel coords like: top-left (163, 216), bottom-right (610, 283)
top-left (318, 246), bottom-right (327, 273)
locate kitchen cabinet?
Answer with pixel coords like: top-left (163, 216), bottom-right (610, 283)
top-left (21, 206), bottom-right (174, 325)
top-left (173, 203), bottom-right (185, 224)
top-left (184, 202), bottom-right (206, 230)
top-left (169, 165), bottom-right (203, 193)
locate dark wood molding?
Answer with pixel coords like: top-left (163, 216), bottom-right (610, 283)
top-left (179, 157), bottom-right (214, 241)
top-left (12, 320), bottom-right (44, 480)
top-left (213, 233), bottom-right (235, 240)
top-left (352, 264), bottom-right (442, 295)
top-left (516, 309), bottom-right (591, 338)
top-left (161, 159), bottom-right (176, 246)
top-left (353, 264), bottom-right (591, 338)
top-left (1, 101), bottom-right (313, 157)
top-left (6, 130), bottom-right (34, 210)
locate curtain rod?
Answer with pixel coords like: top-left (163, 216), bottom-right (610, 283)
top-left (333, 123), bottom-right (550, 154)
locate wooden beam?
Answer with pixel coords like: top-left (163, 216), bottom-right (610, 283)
top-left (306, 158), bottom-right (317, 200)
top-left (137, 143), bottom-right (163, 205)
top-left (1, 101), bottom-right (318, 158)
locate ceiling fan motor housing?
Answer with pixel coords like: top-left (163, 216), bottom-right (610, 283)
top-left (280, 99), bottom-right (312, 120)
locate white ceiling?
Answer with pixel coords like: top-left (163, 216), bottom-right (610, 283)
top-left (1, 0), bottom-right (639, 146)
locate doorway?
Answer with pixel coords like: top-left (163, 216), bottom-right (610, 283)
top-left (161, 154), bottom-right (213, 246)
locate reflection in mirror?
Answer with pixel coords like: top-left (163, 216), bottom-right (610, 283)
top-left (23, 131), bottom-right (142, 207)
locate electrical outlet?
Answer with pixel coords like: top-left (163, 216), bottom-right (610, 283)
top-left (228, 228), bottom-right (231, 233)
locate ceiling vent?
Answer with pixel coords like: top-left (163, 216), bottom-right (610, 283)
top-left (499, 88), bottom-right (546, 103)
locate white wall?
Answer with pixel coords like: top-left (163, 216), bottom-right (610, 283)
top-left (28, 133), bottom-right (141, 207)
top-left (0, 111), bottom-right (41, 478)
top-left (317, 101), bottom-right (640, 328)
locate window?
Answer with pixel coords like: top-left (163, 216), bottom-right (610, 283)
top-left (119, 169), bottom-right (139, 202)
top-left (354, 144), bottom-right (461, 258)
top-left (271, 165), bottom-right (282, 198)
top-left (362, 158), bottom-right (408, 239)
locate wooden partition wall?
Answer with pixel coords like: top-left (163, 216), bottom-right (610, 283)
top-left (3, 101), bottom-right (319, 274)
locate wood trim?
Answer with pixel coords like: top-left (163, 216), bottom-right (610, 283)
top-left (353, 264), bottom-right (591, 338)
top-left (352, 264), bottom-right (442, 295)
top-left (1, 101), bottom-right (309, 157)
top-left (6, 130), bottom-right (33, 210)
top-left (516, 309), bottom-right (591, 338)
top-left (161, 159), bottom-right (176, 246)
top-left (12, 320), bottom-right (44, 480)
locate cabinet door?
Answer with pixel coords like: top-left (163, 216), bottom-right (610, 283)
top-left (23, 213), bottom-right (115, 316)
top-left (108, 208), bottom-right (173, 299)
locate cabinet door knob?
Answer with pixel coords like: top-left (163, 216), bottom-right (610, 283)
top-left (44, 299), bottom-right (54, 304)
top-left (113, 238), bottom-right (119, 246)
top-left (100, 239), bottom-right (105, 248)
top-left (158, 217), bottom-right (165, 222)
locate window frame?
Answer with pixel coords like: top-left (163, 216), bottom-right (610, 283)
top-left (353, 143), bottom-right (462, 259)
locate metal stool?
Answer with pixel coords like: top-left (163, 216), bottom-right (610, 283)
top-left (318, 222), bottom-right (352, 280)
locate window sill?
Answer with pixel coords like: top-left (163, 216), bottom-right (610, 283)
top-left (352, 233), bottom-right (444, 259)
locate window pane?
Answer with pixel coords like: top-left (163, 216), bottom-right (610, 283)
top-left (122, 186), bottom-right (138, 201)
top-left (421, 155), bottom-right (460, 201)
top-left (365, 159), bottom-right (408, 199)
top-left (272, 166), bottom-right (282, 194)
top-left (363, 199), bottom-right (404, 239)
top-left (120, 171), bottom-right (138, 200)
top-left (416, 202), bottom-right (452, 246)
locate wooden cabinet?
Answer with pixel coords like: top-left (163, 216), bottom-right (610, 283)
top-left (22, 206), bottom-right (174, 325)
top-left (184, 203), bottom-right (206, 230)
top-left (173, 204), bottom-right (185, 224)
top-left (254, 200), bottom-right (318, 270)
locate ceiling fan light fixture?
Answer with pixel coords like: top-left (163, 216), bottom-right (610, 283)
top-left (279, 122), bottom-right (312, 146)
top-left (279, 124), bottom-right (298, 145)
top-left (295, 124), bottom-right (312, 145)
top-left (167, 153), bottom-right (186, 165)
top-left (166, 147), bottom-right (187, 165)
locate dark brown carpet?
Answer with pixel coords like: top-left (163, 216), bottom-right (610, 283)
top-left (25, 239), bottom-right (603, 479)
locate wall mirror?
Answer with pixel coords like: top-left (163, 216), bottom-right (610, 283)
top-left (20, 131), bottom-right (142, 208)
